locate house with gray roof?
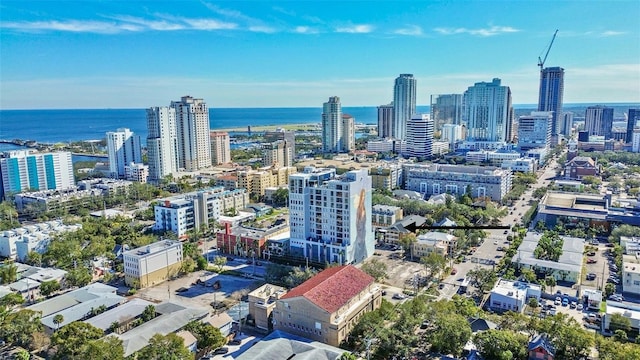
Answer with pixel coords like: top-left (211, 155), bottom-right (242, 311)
top-left (512, 232), bottom-right (584, 283)
top-left (235, 330), bottom-right (347, 360)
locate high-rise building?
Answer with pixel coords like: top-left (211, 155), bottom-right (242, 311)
top-left (146, 106), bottom-right (178, 183)
top-left (288, 167), bottom-right (374, 265)
top-left (632, 129), bottom-right (640, 153)
top-left (585, 106), bottom-right (614, 139)
top-left (430, 94), bottom-right (462, 132)
top-left (404, 114), bottom-right (434, 159)
top-left (626, 109), bottom-right (640, 143)
top-left (264, 129), bottom-right (296, 159)
top-left (561, 112), bottom-right (574, 139)
top-left (463, 78), bottom-right (513, 143)
top-left (342, 114), bottom-right (355, 153)
top-left (441, 124), bottom-right (464, 150)
top-left (210, 131), bottom-right (231, 165)
top-left (106, 128), bottom-right (142, 179)
top-left (517, 111), bottom-right (552, 151)
top-left (393, 74), bottom-right (417, 140)
top-left (538, 67), bottom-right (565, 136)
top-left (322, 96), bottom-right (342, 153)
top-left (377, 103), bottom-right (394, 139)
top-left (262, 140), bottom-right (294, 167)
top-left (0, 151), bottom-right (74, 199)
top-left (171, 96), bottom-right (212, 171)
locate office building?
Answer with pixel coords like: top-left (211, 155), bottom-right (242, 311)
top-left (633, 129), bottom-right (640, 153)
top-left (123, 240), bottom-right (183, 288)
top-left (106, 128), bottom-right (142, 179)
top-left (172, 96), bottom-right (212, 171)
top-left (489, 279), bottom-right (541, 313)
top-left (263, 140), bottom-right (294, 168)
top-left (561, 112), bottom-right (574, 138)
top-left (264, 129), bottom-right (296, 160)
top-left (288, 167), bottom-right (374, 265)
top-left (538, 67), bottom-right (565, 136)
top-left (584, 106), bottom-right (614, 139)
top-left (273, 265), bottom-right (381, 347)
top-left (342, 114), bottom-right (355, 153)
top-left (210, 131), bottom-right (231, 165)
top-left (463, 78), bottom-right (513, 143)
top-left (404, 114), bottom-right (433, 159)
top-left (153, 187), bottom-right (249, 238)
top-left (441, 124), bottom-right (464, 150)
top-left (627, 109), bottom-right (640, 143)
top-left (404, 163), bottom-right (512, 201)
top-left (430, 94), bottom-right (463, 131)
top-left (0, 150), bottom-right (74, 200)
top-left (393, 74), bottom-right (417, 140)
top-left (518, 111), bottom-right (552, 151)
top-left (146, 106), bottom-right (178, 183)
top-left (377, 103), bottom-right (394, 139)
top-left (322, 96), bottom-right (342, 153)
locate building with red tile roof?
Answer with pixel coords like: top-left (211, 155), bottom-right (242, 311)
top-left (273, 265), bottom-right (381, 346)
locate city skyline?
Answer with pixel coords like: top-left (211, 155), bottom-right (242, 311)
top-left (1, 1), bottom-right (639, 109)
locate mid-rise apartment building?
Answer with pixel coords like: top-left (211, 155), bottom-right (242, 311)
top-left (289, 167), bottom-right (374, 265)
top-left (262, 140), bottom-right (294, 168)
top-left (441, 124), bottom-right (464, 150)
top-left (153, 187), bottom-right (249, 238)
top-left (0, 220), bottom-right (82, 260)
top-left (404, 164), bottom-right (512, 201)
top-left (518, 111), bottom-right (552, 151)
top-left (237, 166), bottom-right (297, 198)
top-left (371, 205), bottom-right (403, 228)
top-left (264, 129), bottom-right (296, 160)
top-left (210, 131), bottom-right (231, 165)
top-left (124, 163), bottom-right (148, 183)
top-left (106, 128), bottom-right (142, 179)
top-left (0, 150), bottom-right (74, 200)
top-left (403, 114), bottom-right (433, 159)
top-left (123, 240), bottom-right (183, 288)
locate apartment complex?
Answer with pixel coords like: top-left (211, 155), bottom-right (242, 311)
top-left (393, 74), bottom-right (417, 140)
top-left (322, 96), bottom-right (343, 153)
top-left (289, 167), bottom-right (374, 265)
top-left (273, 265), bottom-right (381, 347)
top-left (430, 94), bottom-right (463, 132)
top-left (371, 205), bottom-right (403, 228)
top-left (341, 114), bottom-right (356, 153)
top-left (264, 129), bottom-right (296, 160)
top-left (404, 163), bottom-right (513, 201)
top-left (210, 131), bottom-right (231, 165)
top-left (123, 240), bottom-right (183, 288)
top-left (146, 106), bottom-right (178, 183)
top-left (0, 150), bottom-right (74, 200)
top-left (262, 140), bottom-right (294, 168)
top-left (106, 128), bottom-right (142, 179)
top-left (377, 103), bottom-right (394, 139)
top-left (403, 114), bottom-right (434, 159)
top-left (463, 78), bottom-right (513, 143)
top-left (153, 187), bottom-right (249, 238)
top-left (172, 96), bottom-right (211, 171)
top-left (518, 111), bottom-right (552, 151)
top-left (538, 66), bottom-right (565, 136)
top-left (584, 106), bottom-right (614, 139)
top-left (237, 166), bottom-right (297, 197)
top-left (0, 220), bottom-right (82, 260)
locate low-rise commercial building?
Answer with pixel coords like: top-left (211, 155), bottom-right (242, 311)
top-left (123, 240), bottom-right (183, 288)
top-left (489, 279), bottom-right (541, 313)
top-left (622, 254), bottom-right (640, 296)
top-left (371, 205), bottom-right (403, 228)
top-left (273, 265), bottom-right (381, 347)
top-left (412, 232), bottom-right (457, 258)
top-left (512, 232), bottom-right (584, 283)
top-left (248, 283), bottom-right (288, 331)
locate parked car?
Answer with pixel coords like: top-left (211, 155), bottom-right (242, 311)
top-left (554, 297), bottom-right (561, 305)
top-left (175, 287), bottom-right (189, 293)
top-left (451, 268), bottom-right (457, 275)
top-left (212, 347), bottom-right (229, 355)
top-left (562, 298), bottom-right (569, 306)
top-left (577, 303), bottom-right (584, 311)
top-left (392, 293), bottom-right (407, 300)
top-left (587, 259), bottom-right (597, 264)
top-left (420, 320), bottom-right (429, 329)
top-left (228, 339), bottom-right (241, 346)
top-left (570, 301), bottom-right (577, 309)
top-left (587, 251), bottom-right (596, 257)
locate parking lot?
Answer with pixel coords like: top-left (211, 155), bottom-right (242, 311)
top-left (367, 246), bottom-right (425, 291)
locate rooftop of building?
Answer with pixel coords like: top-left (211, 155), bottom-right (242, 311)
top-left (416, 232), bottom-right (457, 244)
top-left (405, 163), bottom-right (509, 176)
top-left (567, 156), bottom-right (596, 166)
top-left (234, 330), bottom-right (346, 360)
top-left (623, 255), bottom-right (640, 274)
top-left (123, 239), bottom-right (181, 258)
top-left (280, 265), bottom-right (374, 313)
top-left (512, 232), bottom-right (585, 274)
top-left (248, 283), bottom-right (287, 301)
top-left (372, 204), bottom-right (402, 213)
top-left (491, 279), bottom-right (540, 299)
top-left (541, 192), bottom-right (608, 212)
top-left (84, 297), bottom-right (155, 331)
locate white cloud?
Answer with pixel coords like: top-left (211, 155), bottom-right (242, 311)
top-left (434, 25), bottom-right (520, 37)
top-left (600, 30), bottom-right (626, 37)
top-left (248, 25), bottom-right (277, 33)
top-left (180, 18), bottom-right (237, 30)
top-left (272, 6), bottom-right (296, 17)
top-left (294, 26), bottom-right (319, 34)
top-left (393, 25), bottom-right (423, 36)
top-left (335, 24), bottom-right (374, 34)
top-left (0, 20), bottom-right (143, 34)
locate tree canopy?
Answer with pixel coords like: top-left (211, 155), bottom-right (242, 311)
top-left (137, 333), bottom-right (192, 360)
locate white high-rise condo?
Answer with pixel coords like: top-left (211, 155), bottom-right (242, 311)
top-left (404, 114), bottom-right (434, 159)
top-left (0, 151), bottom-right (74, 200)
top-left (463, 78), bottom-right (513, 143)
top-left (342, 114), bottom-right (356, 153)
top-left (106, 128), bottom-right (142, 179)
top-left (322, 96), bottom-right (342, 153)
top-left (393, 74), bottom-right (417, 140)
top-left (146, 106), bottom-right (178, 183)
top-left (171, 96), bottom-right (212, 171)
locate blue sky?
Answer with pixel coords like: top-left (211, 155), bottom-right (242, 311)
top-left (1, 0), bottom-right (639, 109)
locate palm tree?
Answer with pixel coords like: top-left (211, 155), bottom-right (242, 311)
top-left (53, 314), bottom-right (64, 331)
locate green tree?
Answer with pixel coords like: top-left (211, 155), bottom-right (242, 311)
top-left (609, 312), bottom-right (631, 333)
top-left (339, 352), bottom-right (358, 360)
top-left (360, 258), bottom-right (388, 282)
top-left (40, 279), bottom-right (61, 297)
top-left (0, 292), bottom-right (24, 307)
top-left (65, 267), bottom-right (92, 287)
top-left (608, 224), bottom-right (640, 245)
top-left (474, 329), bottom-right (528, 360)
top-left (420, 252), bottom-right (446, 281)
top-left (272, 188), bottom-right (289, 207)
top-left (212, 256), bottom-right (227, 273)
top-left (0, 260), bottom-right (18, 284)
top-left (284, 266), bottom-right (317, 288)
top-left (605, 283), bottom-right (615, 297)
top-left (184, 320), bottom-right (225, 351)
top-left (25, 251), bottom-right (43, 267)
top-left (51, 322), bottom-right (104, 359)
top-left (466, 268), bottom-right (498, 293)
top-left (81, 336), bottom-right (125, 360)
top-left (0, 309), bottom-right (43, 348)
top-left (137, 333), bottom-right (192, 360)
top-left (141, 305), bottom-right (156, 322)
top-left (53, 314), bottom-right (64, 331)
top-left (398, 233), bottom-right (417, 260)
top-left (545, 276), bottom-right (557, 293)
top-left (428, 313), bottom-right (472, 356)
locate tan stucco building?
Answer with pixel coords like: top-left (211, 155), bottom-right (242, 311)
top-left (123, 240), bottom-right (183, 288)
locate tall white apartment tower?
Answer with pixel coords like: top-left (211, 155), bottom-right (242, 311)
top-left (517, 111), bottom-right (552, 151)
top-left (171, 96), bottom-right (212, 171)
top-left (0, 151), bottom-right (74, 200)
top-left (404, 114), bottom-right (434, 159)
top-left (106, 128), bottom-right (142, 179)
top-left (147, 106), bottom-right (178, 183)
top-left (322, 96), bottom-right (342, 153)
top-left (210, 131), bottom-right (231, 165)
top-left (393, 74), bottom-right (417, 140)
top-left (463, 78), bottom-right (513, 143)
top-left (342, 114), bottom-right (356, 153)
top-left (288, 167), bottom-right (374, 265)
top-left (377, 103), bottom-right (394, 139)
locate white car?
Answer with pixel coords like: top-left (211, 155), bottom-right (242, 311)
top-left (392, 293), bottom-right (406, 300)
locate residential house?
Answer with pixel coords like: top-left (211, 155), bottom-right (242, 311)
top-left (412, 232), bottom-right (457, 258)
top-left (489, 279), bottom-right (541, 313)
top-left (528, 333), bottom-right (555, 360)
top-left (563, 156), bottom-right (598, 180)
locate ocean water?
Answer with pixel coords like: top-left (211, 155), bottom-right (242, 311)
top-left (0, 106), bottom-right (428, 144)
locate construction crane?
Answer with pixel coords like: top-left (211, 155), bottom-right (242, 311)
top-left (538, 29), bottom-right (559, 71)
